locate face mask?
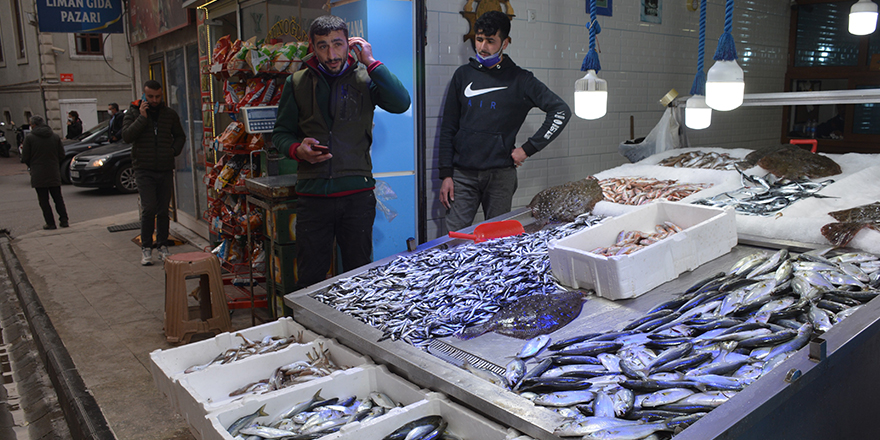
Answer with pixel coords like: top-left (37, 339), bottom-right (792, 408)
top-left (476, 48), bottom-right (503, 68)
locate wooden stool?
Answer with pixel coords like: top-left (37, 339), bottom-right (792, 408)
top-left (164, 252), bottom-right (232, 344)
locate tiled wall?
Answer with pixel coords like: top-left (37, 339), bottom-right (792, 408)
top-left (424, 0), bottom-right (790, 239)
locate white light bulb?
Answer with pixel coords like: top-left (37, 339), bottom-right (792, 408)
top-left (685, 95), bottom-right (712, 130)
top-left (850, 0), bottom-right (878, 35)
top-left (705, 60), bottom-right (744, 111)
top-left (574, 70), bottom-right (608, 120)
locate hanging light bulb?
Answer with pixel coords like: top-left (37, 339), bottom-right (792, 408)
top-left (850, 0), bottom-right (878, 35)
top-left (686, 95), bottom-right (712, 130)
top-left (706, 60), bottom-right (744, 111)
top-left (575, 70), bottom-right (608, 120)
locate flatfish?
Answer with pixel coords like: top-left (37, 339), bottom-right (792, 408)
top-left (456, 290), bottom-right (588, 340)
top-left (528, 177), bottom-right (605, 224)
top-left (821, 202), bottom-right (880, 247)
top-left (743, 144), bottom-right (841, 180)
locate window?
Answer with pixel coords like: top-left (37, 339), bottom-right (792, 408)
top-left (0, 22), bottom-right (5, 63)
top-left (74, 34), bottom-right (103, 55)
top-left (11, 0), bottom-right (25, 59)
top-left (3, 111), bottom-right (11, 125)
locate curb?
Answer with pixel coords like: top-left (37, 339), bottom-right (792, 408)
top-left (0, 234), bottom-right (115, 440)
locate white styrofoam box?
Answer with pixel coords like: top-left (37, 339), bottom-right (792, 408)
top-left (549, 201), bottom-right (737, 300)
top-left (148, 317), bottom-right (321, 411)
top-left (178, 339), bottom-right (370, 439)
top-left (325, 393), bottom-right (519, 440)
top-left (202, 364), bottom-right (429, 440)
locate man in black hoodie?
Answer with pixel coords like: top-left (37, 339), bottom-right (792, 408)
top-left (439, 11), bottom-right (570, 233)
top-left (21, 115), bottom-right (69, 230)
top-left (122, 80), bottom-right (186, 266)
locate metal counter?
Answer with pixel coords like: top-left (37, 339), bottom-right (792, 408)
top-left (284, 208), bottom-right (880, 439)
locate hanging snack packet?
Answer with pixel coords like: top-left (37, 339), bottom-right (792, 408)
top-left (248, 46), bottom-right (270, 75)
top-left (225, 39), bottom-right (243, 67)
top-left (245, 133), bottom-right (265, 151)
top-left (260, 43), bottom-right (283, 72)
top-left (217, 121), bottom-right (247, 146)
top-left (239, 78), bottom-right (269, 110)
top-left (212, 35), bottom-right (232, 65)
top-left (268, 84), bottom-right (284, 106)
top-left (258, 80), bottom-right (276, 106)
top-left (224, 80), bottom-right (246, 109)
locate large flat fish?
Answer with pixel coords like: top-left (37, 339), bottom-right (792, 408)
top-left (821, 202), bottom-right (880, 247)
top-left (743, 144), bottom-right (841, 179)
top-left (528, 177), bottom-right (605, 224)
top-left (456, 290), bottom-right (588, 340)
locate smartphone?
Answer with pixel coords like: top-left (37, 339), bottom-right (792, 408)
top-left (312, 144), bottom-right (330, 154)
top-left (141, 93), bottom-right (147, 106)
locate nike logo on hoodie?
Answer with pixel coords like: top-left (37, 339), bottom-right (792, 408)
top-left (463, 82), bottom-right (508, 98)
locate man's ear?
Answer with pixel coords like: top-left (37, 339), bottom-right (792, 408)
top-left (502, 37), bottom-right (511, 51)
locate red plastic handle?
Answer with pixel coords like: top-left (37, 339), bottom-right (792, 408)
top-left (789, 139), bottom-right (818, 153)
top-left (448, 231), bottom-right (478, 241)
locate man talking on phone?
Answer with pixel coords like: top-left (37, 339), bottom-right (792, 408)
top-left (273, 15), bottom-right (410, 289)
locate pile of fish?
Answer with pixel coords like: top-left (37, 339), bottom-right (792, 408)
top-left (821, 201), bottom-right (880, 247)
top-left (184, 332), bottom-right (305, 374)
top-left (312, 214), bottom-right (607, 349)
top-left (599, 177), bottom-right (713, 206)
top-left (742, 144), bottom-right (842, 180)
top-left (383, 415), bottom-right (452, 440)
top-left (692, 169), bottom-right (835, 216)
top-left (468, 248), bottom-right (880, 439)
top-left (226, 389), bottom-right (403, 438)
top-left (590, 222), bottom-right (683, 257)
top-left (658, 151), bottom-right (742, 170)
top-left (228, 343), bottom-right (345, 398)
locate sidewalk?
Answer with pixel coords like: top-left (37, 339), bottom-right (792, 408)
top-left (10, 211), bottom-right (255, 439)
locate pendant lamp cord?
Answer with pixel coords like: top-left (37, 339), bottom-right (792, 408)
top-left (582, 0), bottom-right (602, 72)
top-left (690, 0), bottom-right (707, 96)
top-left (713, 0), bottom-right (738, 62)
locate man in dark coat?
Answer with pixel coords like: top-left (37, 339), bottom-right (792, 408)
top-left (66, 111), bottom-right (83, 140)
top-left (107, 103), bottom-right (124, 142)
top-left (20, 115), bottom-right (69, 230)
top-left (122, 80), bottom-right (186, 266)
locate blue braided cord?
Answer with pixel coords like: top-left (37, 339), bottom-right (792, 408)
top-left (713, 0), bottom-right (738, 61)
top-left (583, 49), bottom-right (602, 72)
top-left (690, 0), bottom-right (707, 95)
top-left (582, 0), bottom-right (602, 72)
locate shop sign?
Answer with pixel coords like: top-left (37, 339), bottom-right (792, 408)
top-left (36, 0), bottom-right (124, 34)
top-left (60, 73), bottom-right (74, 82)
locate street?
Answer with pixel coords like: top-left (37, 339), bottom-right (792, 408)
top-left (0, 153), bottom-right (139, 237)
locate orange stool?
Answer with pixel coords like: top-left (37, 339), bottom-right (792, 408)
top-left (163, 252), bottom-right (232, 344)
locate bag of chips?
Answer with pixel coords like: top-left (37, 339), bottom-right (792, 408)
top-left (223, 80), bottom-right (246, 109)
top-left (217, 121), bottom-right (247, 146)
top-left (245, 134), bottom-right (265, 151)
top-left (212, 35), bottom-right (232, 65)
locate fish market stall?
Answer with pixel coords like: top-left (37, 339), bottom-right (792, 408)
top-left (285, 206), bottom-right (880, 439)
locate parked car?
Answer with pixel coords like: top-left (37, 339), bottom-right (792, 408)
top-left (69, 142), bottom-right (137, 194)
top-left (61, 120), bottom-right (113, 183)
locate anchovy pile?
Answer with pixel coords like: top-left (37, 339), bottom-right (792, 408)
top-left (692, 168), bottom-right (835, 217)
top-left (599, 177), bottom-right (713, 206)
top-left (658, 151), bottom-right (742, 170)
top-left (312, 214), bottom-right (607, 349)
top-left (184, 332), bottom-right (305, 374)
top-left (484, 248), bottom-right (880, 439)
top-left (226, 389), bottom-right (402, 438)
top-left (228, 343), bottom-right (344, 398)
top-left (590, 222), bottom-right (683, 257)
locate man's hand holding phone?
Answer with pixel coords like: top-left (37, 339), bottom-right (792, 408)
top-left (296, 137), bottom-right (332, 164)
top-left (348, 37), bottom-right (376, 67)
top-left (139, 93), bottom-right (149, 117)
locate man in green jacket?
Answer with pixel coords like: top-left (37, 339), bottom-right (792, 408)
top-left (273, 15), bottom-right (410, 289)
top-left (122, 80), bottom-right (186, 266)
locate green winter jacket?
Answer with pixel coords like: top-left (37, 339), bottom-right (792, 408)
top-left (122, 101), bottom-right (186, 171)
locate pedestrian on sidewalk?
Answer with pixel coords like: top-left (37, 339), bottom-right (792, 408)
top-left (122, 80), bottom-right (186, 266)
top-left (20, 115), bottom-right (69, 230)
top-left (107, 103), bottom-right (124, 142)
top-left (66, 111), bottom-right (83, 140)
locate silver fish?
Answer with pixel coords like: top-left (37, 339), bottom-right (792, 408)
top-left (227, 404), bottom-right (268, 436)
top-left (516, 335), bottom-right (551, 359)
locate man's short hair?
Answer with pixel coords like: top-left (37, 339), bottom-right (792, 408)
top-left (144, 80), bottom-right (162, 91)
top-left (109, 103), bottom-right (119, 111)
top-left (30, 115), bottom-right (44, 127)
top-left (474, 11), bottom-right (511, 40)
top-left (309, 15), bottom-right (348, 42)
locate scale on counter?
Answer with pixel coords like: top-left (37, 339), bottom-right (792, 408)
top-left (240, 105), bottom-right (279, 133)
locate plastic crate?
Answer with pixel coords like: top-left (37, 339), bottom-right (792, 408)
top-left (148, 317), bottom-right (321, 411)
top-left (549, 201), bottom-right (736, 300)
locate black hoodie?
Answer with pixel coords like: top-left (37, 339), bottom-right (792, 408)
top-left (438, 56), bottom-right (570, 179)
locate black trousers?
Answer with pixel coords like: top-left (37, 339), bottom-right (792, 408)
top-left (135, 169), bottom-right (173, 248)
top-left (35, 186), bottom-right (68, 227)
top-left (295, 191), bottom-right (376, 289)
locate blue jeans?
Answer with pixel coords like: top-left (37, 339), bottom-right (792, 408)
top-left (135, 169), bottom-right (173, 248)
top-left (445, 167), bottom-right (517, 233)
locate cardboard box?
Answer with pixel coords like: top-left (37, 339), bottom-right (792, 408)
top-left (202, 365), bottom-right (428, 440)
top-left (177, 339), bottom-right (370, 439)
top-left (548, 201), bottom-right (736, 300)
top-left (148, 317), bottom-right (320, 411)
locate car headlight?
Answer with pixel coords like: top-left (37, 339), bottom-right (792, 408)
top-left (85, 155), bottom-right (111, 169)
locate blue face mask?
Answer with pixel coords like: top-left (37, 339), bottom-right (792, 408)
top-left (476, 49), bottom-right (503, 68)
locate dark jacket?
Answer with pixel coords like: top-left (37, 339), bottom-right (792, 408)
top-left (122, 101), bottom-right (186, 171)
top-left (66, 118), bottom-right (83, 140)
top-left (21, 125), bottom-right (65, 188)
top-left (108, 111), bottom-right (124, 142)
top-left (438, 56), bottom-right (571, 179)
top-left (273, 53), bottom-right (411, 184)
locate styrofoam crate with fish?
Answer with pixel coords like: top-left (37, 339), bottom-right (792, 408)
top-left (177, 338), bottom-right (370, 437)
top-left (148, 317), bottom-right (321, 410)
top-left (548, 201), bottom-right (737, 300)
top-left (201, 364), bottom-right (429, 440)
top-left (324, 393), bottom-right (523, 440)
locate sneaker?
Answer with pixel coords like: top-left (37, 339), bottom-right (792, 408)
top-left (157, 245), bottom-right (171, 262)
top-left (60, 222), bottom-right (69, 228)
top-left (141, 248), bottom-right (153, 266)
top-left (42, 224), bottom-right (57, 230)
